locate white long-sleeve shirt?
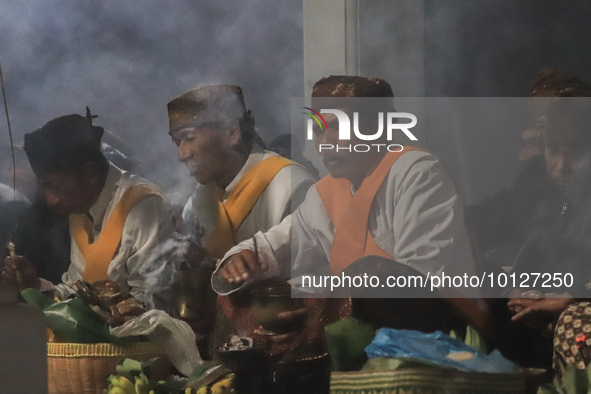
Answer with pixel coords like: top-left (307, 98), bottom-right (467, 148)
top-left (213, 150), bottom-right (482, 299)
top-left (182, 143), bottom-right (316, 249)
top-left (51, 164), bottom-right (178, 305)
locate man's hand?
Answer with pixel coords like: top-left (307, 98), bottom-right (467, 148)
top-left (218, 250), bottom-right (268, 285)
top-left (1, 255), bottom-right (41, 290)
top-left (507, 289), bottom-right (544, 314)
top-left (507, 297), bottom-right (542, 315)
top-left (510, 295), bottom-right (574, 332)
top-left (253, 307), bottom-right (307, 345)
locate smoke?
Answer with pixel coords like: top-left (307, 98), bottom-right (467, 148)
top-left (0, 0), bottom-right (303, 204)
top-left (3, 1), bottom-right (591, 225)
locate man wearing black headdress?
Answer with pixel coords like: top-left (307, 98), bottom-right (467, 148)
top-left (1, 111), bottom-right (177, 307)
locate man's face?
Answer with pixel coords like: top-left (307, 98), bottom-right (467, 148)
top-left (37, 169), bottom-right (98, 216)
top-left (518, 114), bottom-right (545, 162)
top-left (172, 125), bottom-right (233, 185)
top-left (313, 108), bottom-right (383, 187)
top-left (544, 120), bottom-right (589, 189)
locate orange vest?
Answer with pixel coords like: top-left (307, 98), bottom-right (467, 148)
top-left (316, 147), bottom-right (420, 273)
top-left (70, 183), bottom-right (162, 283)
top-left (316, 148), bottom-right (490, 335)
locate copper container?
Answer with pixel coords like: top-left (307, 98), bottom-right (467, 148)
top-left (250, 285), bottom-right (304, 335)
top-left (171, 266), bottom-right (217, 339)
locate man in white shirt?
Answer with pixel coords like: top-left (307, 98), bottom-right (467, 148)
top-left (169, 85), bottom-right (314, 255)
top-left (1, 112), bottom-right (177, 309)
top-left (167, 85), bottom-right (315, 357)
top-left (214, 76), bottom-right (488, 336)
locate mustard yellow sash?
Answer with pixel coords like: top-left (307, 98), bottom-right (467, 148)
top-left (205, 155), bottom-right (292, 258)
top-left (70, 183), bottom-right (163, 283)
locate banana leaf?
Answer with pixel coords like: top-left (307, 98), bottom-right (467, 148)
top-left (325, 317), bottom-right (376, 371)
top-left (20, 288), bottom-right (56, 309)
top-left (43, 297), bottom-right (118, 343)
top-left (22, 289), bottom-right (142, 345)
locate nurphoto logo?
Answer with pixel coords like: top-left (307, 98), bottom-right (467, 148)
top-left (302, 107), bottom-right (418, 153)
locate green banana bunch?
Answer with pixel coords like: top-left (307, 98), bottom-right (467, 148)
top-left (134, 374), bottom-right (149, 394)
top-left (107, 387), bottom-right (130, 394)
top-left (105, 373), bottom-right (154, 394)
top-left (107, 375), bottom-right (135, 394)
top-left (105, 359), bottom-right (234, 394)
top-left (190, 372), bottom-right (235, 394)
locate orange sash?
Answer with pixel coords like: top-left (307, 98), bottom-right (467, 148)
top-left (70, 183), bottom-right (163, 283)
top-left (316, 148), bottom-right (490, 334)
top-left (316, 147), bottom-right (420, 274)
top-left (205, 155), bottom-right (292, 259)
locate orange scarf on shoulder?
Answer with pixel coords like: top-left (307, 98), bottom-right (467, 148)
top-left (70, 183), bottom-right (163, 283)
top-left (316, 148), bottom-right (490, 334)
top-left (316, 147), bottom-right (420, 274)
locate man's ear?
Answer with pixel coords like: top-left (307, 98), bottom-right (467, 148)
top-left (82, 162), bottom-right (102, 187)
top-left (227, 120), bottom-right (242, 146)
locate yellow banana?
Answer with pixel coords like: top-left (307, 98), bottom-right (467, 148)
top-left (211, 377), bottom-right (233, 394)
top-left (134, 375), bottom-right (149, 394)
top-left (196, 386), bottom-right (211, 394)
top-left (108, 375), bottom-right (135, 394)
top-left (225, 373), bottom-right (235, 381)
top-left (211, 386), bottom-right (230, 394)
top-left (108, 386), bottom-right (131, 394)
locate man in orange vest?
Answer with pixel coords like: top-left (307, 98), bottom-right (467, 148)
top-left (167, 85), bottom-right (316, 355)
top-left (215, 76), bottom-right (488, 336)
top-left (1, 112), bottom-right (178, 309)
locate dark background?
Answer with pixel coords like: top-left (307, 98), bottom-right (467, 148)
top-left (359, 0), bottom-right (591, 203)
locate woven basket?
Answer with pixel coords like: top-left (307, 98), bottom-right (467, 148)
top-left (330, 368), bottom-right (527, 394)
top-left (47, 341), bottom-right (167, 394)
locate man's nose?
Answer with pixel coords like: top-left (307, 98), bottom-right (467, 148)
top-left (316, 128), bottom-right (339, 145)
top-left (555, 155), bottom-right (572, 176)
top-left (177, 141), bottom-right (191, 162)
top-left (44, 190), bottom-right (61, 208)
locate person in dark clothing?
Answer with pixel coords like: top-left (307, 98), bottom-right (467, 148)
top-left (469, 70), bottom-right (591, 369)
top-left (506, 97), bottom-right (591, 374)
top-left (0, 199), bottom-right (28, 254)
top-left (469, 69), bottom-right (591, 270)
top-left (468, 155), bottom-right (555, 267)
top-left (9, 195), bottom-right (71, 284)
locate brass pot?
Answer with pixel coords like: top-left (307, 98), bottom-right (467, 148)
top-left (171, 267), bottom-right (216, 335)
top-left (250, 285), bottom-right (304, 335)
